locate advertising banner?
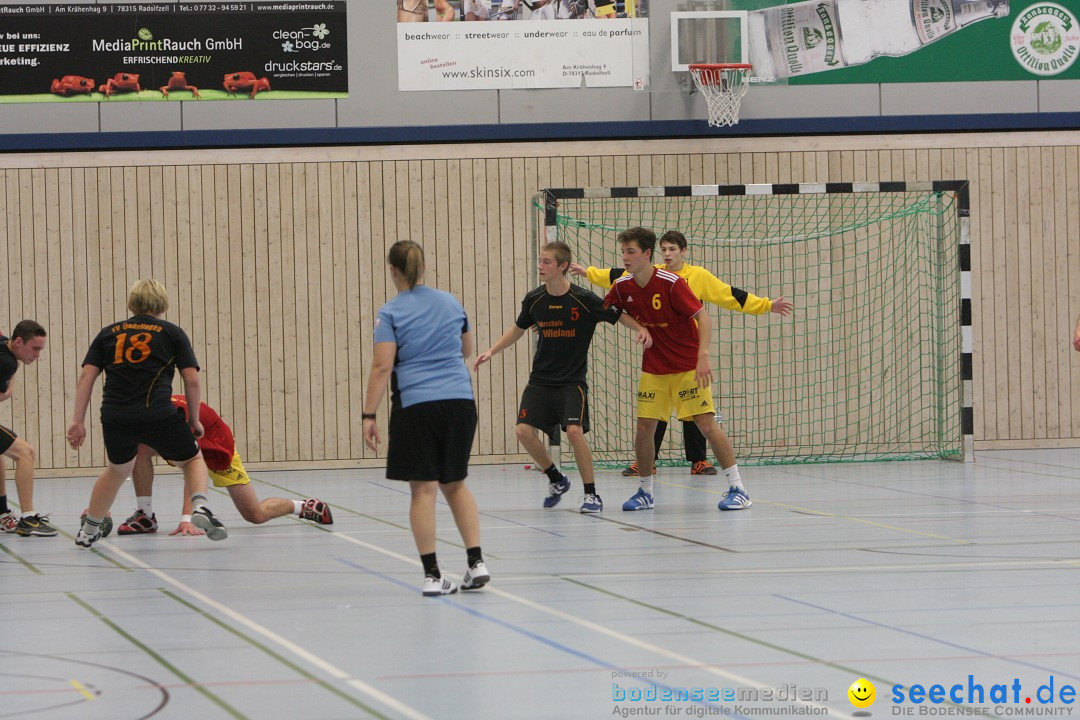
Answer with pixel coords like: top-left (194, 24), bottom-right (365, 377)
top-left (0, 3), bottom-right (348, 104)
top-left (710, 0), bottom-right (1080, 84)
top-left (396, 1), bottom-right (649, 91)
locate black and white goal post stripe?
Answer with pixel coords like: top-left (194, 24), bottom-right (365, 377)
top-left (540, 181), bottom-right (974, 464)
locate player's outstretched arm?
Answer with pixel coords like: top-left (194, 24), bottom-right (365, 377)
top-left (474, 324), bottom-right (526, 371)
top-left (770, 296), bottom-right (794, 316)
top-left (617, 313), bottom-right (652, 349)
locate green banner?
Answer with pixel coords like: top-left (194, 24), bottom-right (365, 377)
top-left (727, 0), bottom-right (1080, 84)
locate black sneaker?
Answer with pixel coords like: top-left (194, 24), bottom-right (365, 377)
top-left (191, 506), bottom-right (228, 541)
top-left (15, 513), bottom-right (59, 537)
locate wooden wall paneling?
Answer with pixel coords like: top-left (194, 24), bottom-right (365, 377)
top-left (303, 162), bottom-right (325, 461)
top-left (239, 163), bottom-right (261, 459)
top-left (1014, 149), bottom-right (1034, 439)
top-left (1026, 149), bottom-right (1047, 438)
top-left (1044, 146), bottom-right (1064, 438)
top-left (989, 148), bottom-right (1010, 439)
top-left (464, 159), bottom-right (491, 455)
top-left (327, 161), bottom-right (348, 459)
top-left (1002, 148), bottom-right (1023, 439)
top-left (343, 162), bottom-right (365, 459)
top-left (1053, 147), bottom-right (1073, 437)
top-left (251, 164), bottom-right (272, 462)
top-left (490, 157), bottom-right (516, 455)
top-left (66, 168), bottom-right (88, 467)
top-left (265, 164), bottom-right (287, 461)
top-left (1068, 147), bottom-right (1080, 438)
top-left (41, 169), bottom-right (60, 468)
top-left (600, 155), bottom-right (616, 187)
top-left (314, 162), bottom-right (335, 459)
top-left (18, 170), bottom-right (38, 464)
top-left (452, 159), bottom-right (480, 457)
top-left (285, 163), bottom-right (308, 460)
top-left (362, 162), bottom-right (386, 460)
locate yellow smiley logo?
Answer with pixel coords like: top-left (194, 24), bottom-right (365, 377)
top-left (848, 678), bottom-right (876, 708)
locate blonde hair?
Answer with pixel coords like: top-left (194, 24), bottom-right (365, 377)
top-left (541, 241), bottom-right (572, 273)
top-left (388, 240), bottom-right (425, 289)
top-left (128, 279), bottom-right (169, 316)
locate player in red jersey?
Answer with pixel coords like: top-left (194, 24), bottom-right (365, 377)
top-left (117, 395), bottom-right (333, 536)
top-left (603, 227), bottom-right (752, 511)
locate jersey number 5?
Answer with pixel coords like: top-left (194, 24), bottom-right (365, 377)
top-left (570, 307), bottom-right (580, 322)
top-left (113, 332), bottom-right (153, 364)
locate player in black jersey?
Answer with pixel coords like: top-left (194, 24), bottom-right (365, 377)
top-left (66, 279), bottom-right (227, 548)
top-left (0, 320), bottom-right (56, 537)
top-left (475, 241), bottom-right (651, 512)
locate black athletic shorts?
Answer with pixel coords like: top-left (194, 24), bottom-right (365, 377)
top-left (0, 425), bottom-right (17, 455)
top-left (102, 408), bottom-right (201, 466)
top-left (516, 383), bottom-right (590, 433)
top-left (387, 399), bottom-right (477, 484)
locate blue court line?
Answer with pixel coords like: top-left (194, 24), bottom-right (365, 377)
top-left (775, 594), bottom-right (1080, 683)
top-left (336, 557), bottom-right (748, 719)
top-left (367, 481), bottom-right (565, 538)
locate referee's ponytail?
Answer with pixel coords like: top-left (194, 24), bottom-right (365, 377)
top-left (388, 240), bottom-right (425, 289)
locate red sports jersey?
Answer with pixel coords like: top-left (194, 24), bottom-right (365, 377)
top-left (604, 268), bottom-right (704, 374)
top-left (170, 394), bottom-right (235, 471)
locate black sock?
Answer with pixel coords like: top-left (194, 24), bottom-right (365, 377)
top-left (544, 464), bottom-right (563, 483)
top-left (0, 495), bottom-right (8, 514)
top-left (583, 483), bottom-right (596, 496)
top-left (466, 546), bottom-right (483, 569)
top-left (420, 553), bottom-right (440, 579)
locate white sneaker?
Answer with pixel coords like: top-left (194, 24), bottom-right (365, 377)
top-left (75, 526), bottom-right (102, 548)
top-left (461, 562), bottom-right (490, 591)
top-left (422, 575), bottom-right (458, 596)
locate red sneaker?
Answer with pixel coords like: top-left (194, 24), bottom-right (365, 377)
top-left (300, 498), bottom-right (333, 524)
top-left (118, 509), bottom-right (157, 535)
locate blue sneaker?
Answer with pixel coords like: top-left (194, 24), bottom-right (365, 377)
top-left (543, 474), bottom-right (571, 508)
top-left (718, 486), bottom-right (752, 510)
top-left (621, 488), bottom-right (654, 511)
top-left (579, 493), bottom-right (603, 513)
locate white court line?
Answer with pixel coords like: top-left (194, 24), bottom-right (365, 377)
top-left (94, 541), bottom-right (431, 720)
top-left (328, 531), bottom-right (859, 720)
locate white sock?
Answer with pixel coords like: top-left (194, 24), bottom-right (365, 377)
top-left (137, 496), bottom-right (153, 516)
top-left (292, 500), bottom-right (304, 516)
top-left (723, 465), bottom-right (744, 490)
top-left (639, 475), bottom-right (654, 495)
top-left (21, 510), bottom-right (37, 519)
top-left (190, 493), bottom-right (208, 511)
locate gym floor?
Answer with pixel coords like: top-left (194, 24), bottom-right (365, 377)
top-left (2, 449), bottom-right (1078, 720)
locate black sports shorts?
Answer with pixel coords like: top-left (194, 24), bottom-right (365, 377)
top-left (102, 408), bottom-right (200, 466)
top-left (386, 399), bottom-right (477, 484)
top-left (516, 383), bottom-right (590, 433)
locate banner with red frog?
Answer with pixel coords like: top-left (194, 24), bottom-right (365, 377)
top-left (0, 2), bottom-right (347, 103)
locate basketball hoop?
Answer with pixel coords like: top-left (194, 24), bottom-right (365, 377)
top-left (688, 63), bottom-right (752, 128)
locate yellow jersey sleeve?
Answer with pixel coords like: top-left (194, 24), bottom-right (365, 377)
top-left (584, 266), bottom-right (628, 290)
top-left (683, 265), bottom-right (772, 315)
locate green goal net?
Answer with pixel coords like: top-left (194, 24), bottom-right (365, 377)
top-left (536, 184), bottom-right (968, 466)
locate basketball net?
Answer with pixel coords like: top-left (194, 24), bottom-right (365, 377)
top-left (689, 64), bottom-right (752, 128)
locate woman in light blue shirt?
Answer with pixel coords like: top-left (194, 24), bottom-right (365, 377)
top-left (362, 240), bottom-right (489, 597)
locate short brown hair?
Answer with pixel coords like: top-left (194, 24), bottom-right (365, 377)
top-left (128, 279), bottom-right (169, 316)
top-left (541, 241), bottom-right (572, 273)
top-left (10, 320), bottom-right (46, 342)
top-left (659, 230), bottom-right (687, 251)
top-left (617, 227), bottom-right (656, 259)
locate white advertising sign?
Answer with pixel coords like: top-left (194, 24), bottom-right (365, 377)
top-left (398, 19), bottom-right (649, 90)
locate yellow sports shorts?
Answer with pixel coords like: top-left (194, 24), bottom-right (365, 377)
top-left (636, 370), bottom-right (716, 422)
top-left (208, 451), bottom-right (251, 488)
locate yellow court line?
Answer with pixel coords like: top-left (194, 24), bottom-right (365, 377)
top-left (69, 679), bottom-right (95, 701)
top-left (658, 479), bottom-right (972, 543)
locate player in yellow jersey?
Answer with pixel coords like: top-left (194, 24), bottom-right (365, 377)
top-left (572, 230), bottom-right (792, 509)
